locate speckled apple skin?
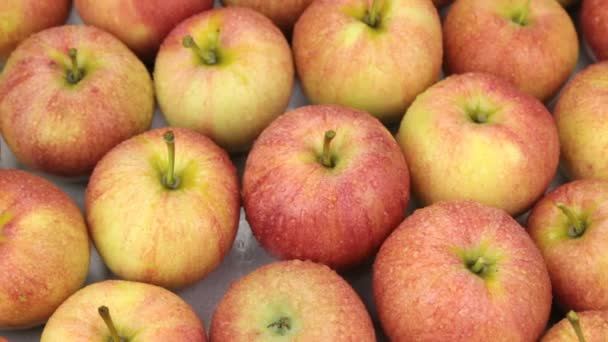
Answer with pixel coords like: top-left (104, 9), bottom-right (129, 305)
top-left (444, 0), bottom-right (578, 101)
top-left (243, 105), bottom-right (410, 269)
top-left (373, 201), bottom-right (552, 342)
top-left (582, 0), bottom-right (608, 61)
top-left (210, 260), bottom-right (375, 341)
top-left (554, 62), bottom-right (608, 181)
top-left (293, 0), bottom-right (442, 123)
top-left (0, 0), bottom-right (70, 62)
top-left (397, 73), bottom-right (559, 215)
top-left (220, 0), bottom-right (313, 32)
top-left (75, 0), bottom-right (213, 60)
top-left (86, 128), bottom-right (240, 289)
top-left (0, 170), bottom-right (90, 330)
top-left (527, 180), bottom-right (608, 311)
top-left (41, 280), bottom-right (207, 342)
top-left (542, 310), bottom-right (608, 342)
top-left (0, 25), bottom-right (154, 177)
top-left (154, 7), bottom-right (294, 153)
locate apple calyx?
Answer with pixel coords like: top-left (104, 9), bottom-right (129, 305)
top-left (162, 131), bottom-right (180, 190)
top-left (98, 306), bottom-right (126, 342)
top-left (567, 310), bottom-right (587, 342)
top-left (468, 256), bottom-right (489, 275)
top-left (267, 316), bottom-right (291, 336)
top-left (511, 0), bottom-right (531, 26)
top-left (183, 35), bottom-right (218, 66)
top-left (66, 48), bottom-right (84, 84)
top-left (321, 130), bottom-right (337, 168)
top-left (556, 203), bottom-right (587, 238)
top-left (363, 0), bottom-right (381, 28)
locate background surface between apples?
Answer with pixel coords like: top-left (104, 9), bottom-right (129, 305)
top-left (0, 1), bottom-right (592, 341)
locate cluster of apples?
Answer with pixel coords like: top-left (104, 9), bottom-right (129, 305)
top-left (3, 0), bottom-right (608, 341)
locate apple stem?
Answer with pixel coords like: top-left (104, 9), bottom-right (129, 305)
top-left (267, 316), bottom-right (291, 336)
top-left (182, 35), bottom-right (218, 65)
top-left (514, 0), bottom-right (531, 25)
top-left (567, 310), bottom-right (587, 342)
top-left (163, 131), bottom-right (180, 190)
top-left (321, 130), bottom-right (336, 168)
top-left (67, 48), bottom-right (83, 84)
top-left (364, 0), bottom-right (380, 27)
top-left (98, 306), bottom-right (121, 342)
top-left (470, 257), bottom-right (487, 274)
top-left (556, 203), bottom-right (586, 237)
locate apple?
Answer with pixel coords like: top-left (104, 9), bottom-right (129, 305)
top-left (210, 260), bottom-right (375, 341)
top-left (527, 180), bottom-right (608, 311)
top-left (0, 169), bottom-right (90, 330)
top-left (443, 0), bottom-right (579, 101)
top-left (374, 200), bottom-right (552, 341)
top-left (41, 280), bottom-right (206, 341)
top-left (0, 25), bottom-right (154, 177)
top-left (242, 105), bottom-right (410, 269)
top-left (154, 7), bottom-right (294, 153)
top-left (397, 72), bottom-right (559, 216)
top-left (0, 0), bottom-right (70, 63)
top-left (554, 63), bottom-right (608, 181)
top-left (220, 0), bottom-right (313, 32)
top-left (542, 310), bottom-right (608, 342)
top-left (86, 128), bottom-right (240, 289)
top-left (0, 337), bottom-right (6, 342)
top-left (292, 0), bottom-right (443, 123)
top-left (582, 0), bottom-right (608, 61)
top-left (75, 0), bottom-right (213, 61)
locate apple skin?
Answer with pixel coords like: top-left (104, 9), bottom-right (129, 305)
top-left (542, 310), bottom-right (608, 342)
top-left (444, 0), bottom-right (579, 101)
top-left (0, 0), bottom-right (70, 63)
top-left (374, 201), bottom-right (552, 341)
top-left (242, 105), bottom-right (410, 269)
top-left (582, 0), bottom-right (608, 61)
top-left (41, 280), bottom-right (206, 341)
top-left (397, 72), bottom-right (559, 216)
top-left (75, 0), bottom-right (213, 61)
top-left (154, 7), bottom-right (294, 153)
top-left (220, 0), bottom-right (313, 32)
top-left (527, 180), bottom-right (608, 311)
top-left (554, 63), bottom-right (608, 181)
top-left (210, 260), bottom-right (375, 341)
top-left (0, 25), bottom-right (154, 177)
top-left (86, 127), bottom-right (240, 289)
top-left (292, 0), bottom-right (442, 123)
top-left (0, 169), bottom-right (90, 330)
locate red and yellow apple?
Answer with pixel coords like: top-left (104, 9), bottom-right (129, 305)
top-left (0, 169), bottom-right (90, 330)
top-left (582, 0), bottom-right (608, 61)
top-left (243, 105), bottom-right (410, 269)
top-left (220, 0), bottom-right (313, 32)
top-left (527, 180), bottom-right (608, 311)
top-left (444, 0), bottom-right (579, 101)
top-left (75, 0), bottom-right (213, 60)
top-left (154, 7), bottom-right (294, 152)
top-left (86, 128), bottom-right (240, 289)
top-left (293, 0), bottom-right (443, 123)
top-left (0, 0), bottom-right (70, 63)
top-left (542, 310), bottom-right (608, 342)
top-left (41, 280), bottom-right (206, 341)
top-left (0, 25), bottom-right (154, 177)
top-left (374, 201), bottom-right (552, 341)
top-left (554, 62), bottom-right (608, 181)
top-left (210, 260), bottom-right (375, 341)
top-left (397, 72), bottom-right (559, 215)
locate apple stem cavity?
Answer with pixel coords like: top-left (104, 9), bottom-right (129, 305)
top-left (267, 316), bottom-right (291, 336)
top-left (182, 35), bottom-right (218, 66)
top-left (556, 203), bottom-right (586, 238)
top-left (512, 0), bottom-right (531, 26)
top-left (162, 131), bottom-right (180, 190)
top-left (363, 0), bottom-right (381, 28)
top-left (567, 310), bottom-right (587, 342)
top-left (469, 256), bottom-right (488, 275)
top-left (66, 48), bottom-right (84, 84)
top-left (98, 306), bottom-right (122, 342)
top-left (321, 130), bottom-right (337, 168)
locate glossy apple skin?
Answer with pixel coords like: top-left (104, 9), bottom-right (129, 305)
top-left (86, 128), bottom-right (240, 289)
top-left (444, 0), bottom-right (578, 101)
top-left (75, 0), bottom-right (213, 60)
top-left (154, 7), bottom-right (294, 153)
top-left (555, 62), bottom-right (608, 181)
top-left (542, 310), bottom-right (608, 342)
top-left (220, 0), bottom-right (313, 32)
top-left (527, 180), bottom-right (608, 311)
top-left (0, 0), bottom-right (70, 63)
top-left (243, 105), bottom-right (410, 269)
top-left (374, 201), bottom-right (552, 341)
top-left (0, 170), bottom-right (90, 330)
top-left (582, 0), bottom-right (608, 61)
top-left (41, 280), bottom-right (206, 341)
top-left (210, 260), bottom-right (375, 341)
top-left (293, 0), bottom-right (442, 123)
top-left (397, 73), bottom-right (559, 215)
top-left (0, 25), bottom-right (154, 177)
